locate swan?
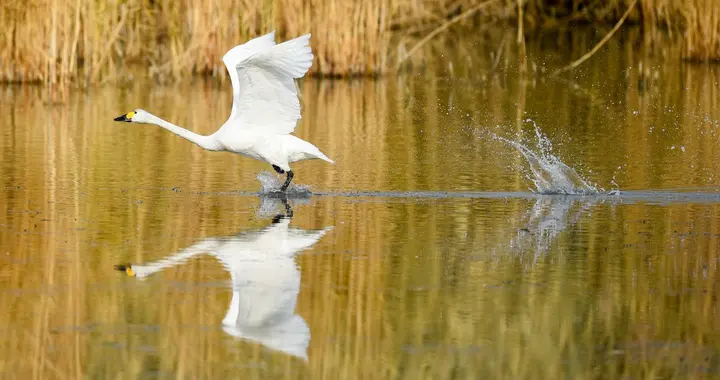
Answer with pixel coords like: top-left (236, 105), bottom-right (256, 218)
top-left (113, 31), bottom-right (334, 192)
top-left (115, 200), bottom-right (333, 360)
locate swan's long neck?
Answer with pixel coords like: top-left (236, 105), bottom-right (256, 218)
top-left (146, 113), bottom-right (221, 151)
top-left (130, 239), bottom-right (219, 278)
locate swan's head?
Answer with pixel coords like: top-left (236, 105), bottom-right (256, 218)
top-left (114, 264), bottom-right (136, 277)
top-left (114, 263), bottom-right (151, 279)
top-left (113, 109), bottom-right (151, 124)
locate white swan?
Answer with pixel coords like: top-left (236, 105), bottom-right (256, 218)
top-left (113, 31), bottom-right (334, 191)
top-left (115, 206), bottom-right (332, 361)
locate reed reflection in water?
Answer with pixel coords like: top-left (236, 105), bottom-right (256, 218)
top-left (1, 29), bottom-right (720, 379)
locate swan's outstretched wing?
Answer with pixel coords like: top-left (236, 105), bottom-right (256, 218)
top-left (220, 33), bottom-right (313, 135)
top-left (222, 31), bottom-right (277, 122)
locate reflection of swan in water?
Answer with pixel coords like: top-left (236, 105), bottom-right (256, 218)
top-left (115, 200), bottom-right (332, 361)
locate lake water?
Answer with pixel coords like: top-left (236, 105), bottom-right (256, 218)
top-left (1, 28), bottom-right (720, 379)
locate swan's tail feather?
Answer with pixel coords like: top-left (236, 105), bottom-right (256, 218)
top-left (287, 137), bottom-right (334, 164)
top-left (316, 151), bottom-right (334, 164)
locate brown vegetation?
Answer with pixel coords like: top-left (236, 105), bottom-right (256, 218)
top-left (2, 33), bottom-right (720, 377)
top-left (0, 0), bottom-right (719, 86)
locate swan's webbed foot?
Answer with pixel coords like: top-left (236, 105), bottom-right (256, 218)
top-left (280, 171), bottom-right (294, 192)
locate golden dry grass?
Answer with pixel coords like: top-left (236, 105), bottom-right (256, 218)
top-left (1, 0), bottom-right (720, 88)
top-left (2, 33), bottom-right (720, 377)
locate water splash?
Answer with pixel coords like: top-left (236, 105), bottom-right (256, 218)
top-left (256, 196), bottom-right (310, 219)
top-left (256, 170), bottom-right (312, 197)
top-left (510, 196), bottom-right (597, 263)
top-left (492, 120), bottom-right (601, 195)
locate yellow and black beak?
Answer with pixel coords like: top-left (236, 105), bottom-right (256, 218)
top-left (114, 111), bottom-right (135, 122)
top-left (114, 264), bottom-right (136, 277)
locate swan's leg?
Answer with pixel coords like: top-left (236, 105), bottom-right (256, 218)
top-left (272, 165), bottom-right (285, 174)
top-left (280, 171), bottom-right (294, 191)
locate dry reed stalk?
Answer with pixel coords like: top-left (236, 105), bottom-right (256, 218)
top-left (516, 0), bottom-right (527, 73)
top-left (396, 0), bottom-right (503, 70)
top-left (2, 0), bottom-right (720, 86)
top-left (681, 0), bottom-right (720, 61)
top-left (279, 0), bottom-right (392, 76)
top-left (551, 0), bottom-right (639, 76)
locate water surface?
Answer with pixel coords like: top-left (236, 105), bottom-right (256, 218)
top-left (1, 28), bottom-right (720, 379)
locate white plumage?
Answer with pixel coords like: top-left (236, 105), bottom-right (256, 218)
top-left (114, 31), bottom-right (333, 191)
top-left (116, 214), bottom-right (333, 360)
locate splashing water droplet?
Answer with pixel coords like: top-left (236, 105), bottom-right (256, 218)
top-left (256, 171), bottom-right (312, 196)
top-left (491, 120), bottom-right (602, 195)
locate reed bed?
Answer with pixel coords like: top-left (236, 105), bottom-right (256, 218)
top-left (1, 0), bottom-right (720, 88)
top-left (2, 35), bottom-right (720, 377)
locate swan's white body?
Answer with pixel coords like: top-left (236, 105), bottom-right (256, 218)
top-left (114, 31), bottom-right (333, 190)
top-left (119, 215), bottom-right (332, 360)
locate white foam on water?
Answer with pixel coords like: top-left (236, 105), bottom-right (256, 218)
top-left (492, 119), bottom-right (602, 195)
